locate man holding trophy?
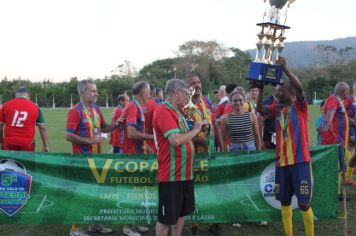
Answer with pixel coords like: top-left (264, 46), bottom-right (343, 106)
top-left (256, 56), bottom-right (314, 236)
top-left (252, 1), bottom-right (314, 236)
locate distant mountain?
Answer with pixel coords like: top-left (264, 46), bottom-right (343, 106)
top-left (246, 37), bottom-right (356, 68)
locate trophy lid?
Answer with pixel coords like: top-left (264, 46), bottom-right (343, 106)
top-left (269, 0), bottom-right (288, 9)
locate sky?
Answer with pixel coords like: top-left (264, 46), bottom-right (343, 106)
top-left (0, 0), bottom-right (355, 82)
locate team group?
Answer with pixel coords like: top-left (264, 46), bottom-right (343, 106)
top-left (0, 56), bottom-right (355, 236)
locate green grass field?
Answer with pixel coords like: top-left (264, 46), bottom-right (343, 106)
top-left (1, 106), bottom-right (355, 236)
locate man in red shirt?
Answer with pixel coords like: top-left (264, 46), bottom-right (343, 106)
top-left (110, 94), bottom-right (130, 154)
top-left (322, 82), bottom-right (350, 201)
top-left (120, 81), bottom-right (152, 236)
top-left (322, 82), bottom-right (349, 146)
top-left (153, 79), bottom-right (207, 236)
top-left (121, 81), bottom-right (154, 155)
top-left (65, 79), bottom-right (120, 236)
top-left (0, 87), bottom-right (48, 152)
top-left (257, 57), bottom-right (314, 236)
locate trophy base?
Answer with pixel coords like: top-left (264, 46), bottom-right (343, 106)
top-left (186, 120), bottom-right (195, 130)
top-left (247, 62), bottom-right (284, 85)
top-left (256, 22), bottom-right (290, 30)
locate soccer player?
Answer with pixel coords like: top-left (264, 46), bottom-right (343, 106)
top-left (322, 82), bottom-right (349, 147)
top-left (322, 82), bottom-right (350, 200)
top-left (257, 57), bottom-right (314, 236)
top-left (110, 94), bottom-right (129, 154)
top-left (120, 81), bottom-right (152, 236)
top-left (184, 74), bottom-right (223, 236)
top-left (121, 81), bottom-right (154, 155)
top-left (153, 79), bottom-right (207, 236)
top-left (0, 87), bottom-right (48, 152)
top-left (65, 79), bottom-right (120, 236)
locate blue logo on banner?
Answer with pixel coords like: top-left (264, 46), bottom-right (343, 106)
top-left (0, 159), bottom-right (32, 217)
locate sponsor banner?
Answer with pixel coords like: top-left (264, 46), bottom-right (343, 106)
top-left (0, 145), bottom-right (339, 224)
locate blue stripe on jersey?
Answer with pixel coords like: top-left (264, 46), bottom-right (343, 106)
top-left (337, 107), bottom-right (345, 143)
top-left (77, 105), bottom-right (90, 153)
top-left (290, 104), bottom-right (302, 163)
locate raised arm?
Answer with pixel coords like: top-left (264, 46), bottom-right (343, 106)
top-left (276, 56), bottom-right (305, 101)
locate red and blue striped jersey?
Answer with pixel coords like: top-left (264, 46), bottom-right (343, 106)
top-left (66, 102), bottom-right (107, 154)
top-left (265, 97), bottom-right (310, 167)
top-left (322, 95), bottom-right (348, 146)
top-left (122, 101), bottom-right (146, 154)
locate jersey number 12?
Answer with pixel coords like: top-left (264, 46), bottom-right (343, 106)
top-left (11, 110), bottom-right (28, 127)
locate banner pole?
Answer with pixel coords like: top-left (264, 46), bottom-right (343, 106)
top-left (339, 145), bottom-right (348, 236)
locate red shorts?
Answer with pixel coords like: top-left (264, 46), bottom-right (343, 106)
top-left (2, 142), bottom-right (35, 152)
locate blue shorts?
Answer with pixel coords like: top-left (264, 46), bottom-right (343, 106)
top-left (275, 162), bottom-right (313, 204)
top-left (230, 141), bottom-right (256, 152)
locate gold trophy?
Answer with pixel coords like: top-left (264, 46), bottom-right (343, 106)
top-left (183, 87), bottom-right (197, 129)
top-left (248, 0), bottom-right (296, 85)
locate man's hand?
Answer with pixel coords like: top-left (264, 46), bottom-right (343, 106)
top-left (192, 120), bottom-right (208, 133)
top-left (91, 136), bottom-right (106, 144)
top-left (275, 56), bottom-right (287, 69)
top-left (42, 146), bottom-right (49, 152)
top-left (115, 116), bottom-right (125, 125)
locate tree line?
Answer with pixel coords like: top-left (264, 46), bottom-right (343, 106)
top-left (1, 40), bottom-right (356, 107)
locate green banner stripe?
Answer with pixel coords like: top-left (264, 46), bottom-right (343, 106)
top-left (0, 145), bottom-right (339, 224)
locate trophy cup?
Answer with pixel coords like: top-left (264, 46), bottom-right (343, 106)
top-left (248, 0), bottom-right (295, 85)
top-left (183, 87), bottom-right (197, 130)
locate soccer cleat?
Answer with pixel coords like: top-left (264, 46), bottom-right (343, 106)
top-left (232, 223), bottom-right (241, 228)
top-left (133, 225), bottom-right (149, 233)
top-left (123, 225), bottom-right (141, 236)
top-left (257, 221), bottom-right (268, 227)
top-left (88, 224), bottom-right (112, 234)
top-left (338, 193), bottom-right (351, 201)
top-left (70, 229), bottom-right (90, 236)
top-left (191, 225), bottom-right (200, 236)
top-left (208, 223), bottom-right (224, 236)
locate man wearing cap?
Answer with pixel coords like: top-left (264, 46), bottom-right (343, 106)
top-left (0, 87), bottom-right (49, 152)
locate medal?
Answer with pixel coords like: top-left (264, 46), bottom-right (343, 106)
top-left (283, 129), bottom-right (288, 138)
top-left (93, 128), bottom-right (100, 134)
top-left (280, 106), bottom-right (290, 140)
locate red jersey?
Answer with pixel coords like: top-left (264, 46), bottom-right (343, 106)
top-left (0, 98), bottom-right (45, 147)
top-left (214, 100), bottom-right (228, 119)
top-left (153, 102), bottom-right (195, 182)
top-left (223, 103), bottom-right (233, 115)
top-left (143, 99), bottom-right (158, 153)
top-left (110, 106), bottom-right (124, 148)
top-left (322, 95), bottom-right (348, 146)
top-left (265, 97), bottom-right (310, 167)
top-left (122, 101), bottom-right (147, 154)
top-left (66, 102), bottom-right (107, 154)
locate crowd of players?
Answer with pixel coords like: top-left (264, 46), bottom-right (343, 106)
top-left (0, 57), bottom-right (355, 236)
